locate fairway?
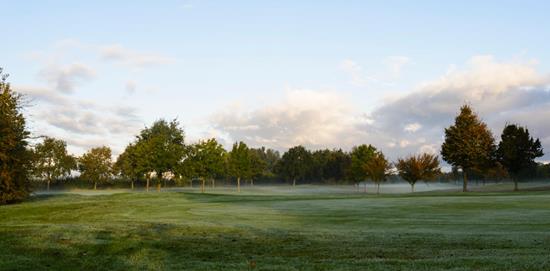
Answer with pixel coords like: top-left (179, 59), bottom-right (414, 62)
top-left (1, 186), bottom-right (549, 270)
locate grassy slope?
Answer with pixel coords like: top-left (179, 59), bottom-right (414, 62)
top-left (1, 188), bottom-right (550, 270)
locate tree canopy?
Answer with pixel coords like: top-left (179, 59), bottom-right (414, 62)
top-left (227, 141), bottom-right (251, 192)
top-left (134, 119), bottom-right (185, 190)
top-left (276, 145), bottom-right (312, 186)
top-left (348, 144), bottom-right (377, 184)
top-left (441, 105), bottom-right (496, 192)
top-left (79, 146), bottom-right (113, 190)
top-left (0, 68), bottom-right (31, 204)
top-left (497, 124), bottom-right (544, 191)
top-left (396, 153), bottom-right (440, 192)
top-left (363, 150), bottom-right (391, 194)
top-left (32, 137), bottom-right (76, 190)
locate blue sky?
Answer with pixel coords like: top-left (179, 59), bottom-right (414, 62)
top-left (2, 1), bottom-right (550, 161)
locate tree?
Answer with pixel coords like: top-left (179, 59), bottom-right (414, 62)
top-left (32, 137), bottom-right (76, 191)
top-left (183, 139), bottom-right (227, 192)
top-left (134, 119), bottom-right (185, 191)
top-left (114, 143), bottom-right (141, 189)
top-left (227, 141), bottom-right (251, 192)
top-left (441, 105), bottom-right (496, 192)
top-left (396, 153), bottom-right (440, 192)
top-left (497, 124), bottom-right (544, 191)
top-left (363, 151), bottom-right (391, 194)
top-left (248, 148), bottom-right (267, 186)
top-left (0, 68), bottom-right (31, 204)
top-left (79, 146), bottom-right (113, 190)
top-left (348, 144), bottom-right (377, 191)
top-left (276, 145), bottom-right (312, 187)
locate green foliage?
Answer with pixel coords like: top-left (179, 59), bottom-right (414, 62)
top-left (0, 69), bottom-right (31, 204)
top-left (183, 138), bottom-right (227, 180)
top-left (276, 145), bottom-right (312, 185)
top-left (441, 105), bottom-right (496, 191)
top-left (248, 148), bottom-right (267, 182)
top-left (79, 146), bottom-right (113, 189)
top-left (248, 147), bottom-right (280, 181)
top-left (31, 137), bottom-right (76, 189)
top-left (497, 124), bottom-right (544, 190)
top-left (310, 149), bottom-right (351, 182)
top-left (227, 141), bottom-right (251, 180)
top-left (134, 119), bottom-right (185, 180)
top-left (347, 144), bottom-right (377, 183)
top-left (114, 143), bottom-right (141, 186)
top-left (396, 153), bottom-right (440, 192)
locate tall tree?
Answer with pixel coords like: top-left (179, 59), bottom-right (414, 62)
top-left (363, 151), bottom-right (391, 194)
top-left (114, 143), bottom-right (141, 189)
top-left (441, 105), bottom-right (496, 192)
top-left (248, 148), bottom-right (267, 186)
top-left (183, 139), bottom-right (227, 192)
top-left (227, 141), bottom-right (251, 192)
top-left (348, 144), bottom-right (377, 191)
top-left (135, 119), bottom-right (185, 191)
top-left (0, 68), bottom-right (31, 204)
top-left (32, 137), bottom-right (76, 191)
top-left (497, 124), bottom-right (544, 191)
top-left (396, 153), bottom-right (441, 192)
top-left (276, 145), bottom-right (312, 187)
top-left (79, 146), bottom-right (113, 190)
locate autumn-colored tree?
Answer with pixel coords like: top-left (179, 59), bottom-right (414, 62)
top-left (0, 68), bottom-right (31, 204)
top-left (348, 144), bottom-right (377, 191)
top-left (441, 105), bottom-right (496, 192)
top-left (363, 151), bottom-right (392, 194)
top-left (79, 146), bottom-right (113, 190)
top-left (396, 153), bottom-right (440, 192)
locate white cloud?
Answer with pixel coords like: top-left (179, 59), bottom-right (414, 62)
top-left (404, 122), bottom-right (422, 133)
top-left (38, 63), bottom-right (96, 93)
top-left (211, 55), bottom-right (550, 163)
top-left (211, 89), bottom-right (367, 150)
top-left (99, 44), bottom-right (174, 67)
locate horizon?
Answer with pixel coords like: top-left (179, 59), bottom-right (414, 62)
top-left (3, 1), bottom-right (550, 162)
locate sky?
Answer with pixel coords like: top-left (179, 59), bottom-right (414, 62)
top-left (2, 0), bottom-right (550, 163)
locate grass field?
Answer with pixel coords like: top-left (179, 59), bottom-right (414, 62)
top-left (1, 184), bottom-right (550, 270)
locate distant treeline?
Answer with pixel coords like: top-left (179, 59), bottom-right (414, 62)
top-left (0, 68), bottom-right (546, 204)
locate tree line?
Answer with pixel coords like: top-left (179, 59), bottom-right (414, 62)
top-left (0, 68), bottom-right (546, 204)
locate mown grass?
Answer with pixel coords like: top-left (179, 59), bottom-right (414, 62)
top-left (1, 186), bottom-right (550, 270)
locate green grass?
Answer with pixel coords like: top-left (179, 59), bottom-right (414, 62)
top-left (1, 185), bottom-right (550, 270)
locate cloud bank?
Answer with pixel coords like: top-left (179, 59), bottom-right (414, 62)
top-left (211, 55), bottom-right (550, 161)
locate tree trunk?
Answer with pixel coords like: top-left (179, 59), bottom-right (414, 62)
top-left (146, 178), bottom-right (150, 192)
top-left (131, 180), bottom-right (134, 190)
top-left (411, 183), bottom-right (415, 193)
top-left (47, 179), bottom-right (51, 191)
top-left (211, 179), bottom-right (215, 188)
top-left (201, 179), bottom-right (205, 193)
top-left (156, 180), bottom-right (161, 192)
top-left (94, 181), bottom-right (97, 190)
top-left (514, 179), bottom-right (519, 191)
top-left (292, 178), bottom-right (296, 187)
top-left (237, 177), bottom-right (241, 193)
top-left (364, 182), bottom-right (367, 193)
top-left (463, 170), bottom-right (468, 192)
top-left (251, 179), bottom-right (254, 186)
top-left (377, 183), bottom-right (380, 195)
